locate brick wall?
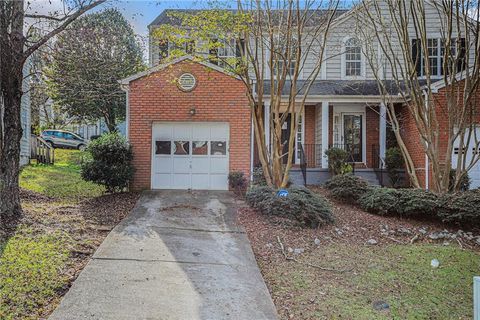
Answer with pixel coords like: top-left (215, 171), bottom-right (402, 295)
top-left (128, 60), bottom-right (251, 190)
top-left (366, 106), bottom-right (380, 168)
top-left (304, 105), bottom-right (316, 167)
top-left (400, 80), bottom-right (480, 189)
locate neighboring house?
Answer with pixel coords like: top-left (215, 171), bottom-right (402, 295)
top-left (68, 120), bottom-right (126, 140)
top-left (39, 101), bottom-right (126, 140)
top-left (20, 59), bottom-right (32, 166)
top-left (121, 2), bottom-right (479, 191)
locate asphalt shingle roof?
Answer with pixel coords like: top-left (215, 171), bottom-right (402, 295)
top-left (261, 80), bottom-right (428, 96)
top-left (148, 9), bottom-right (349, 28)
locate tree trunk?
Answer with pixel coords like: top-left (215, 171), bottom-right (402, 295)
top-left (0, 0), bottom-right (25, 230)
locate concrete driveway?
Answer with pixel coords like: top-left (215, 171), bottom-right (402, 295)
top-left (49, 191), bottom-right (278, 320)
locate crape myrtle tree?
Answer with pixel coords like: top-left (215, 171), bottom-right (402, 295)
top-left (46, 8), bottom-right (145, 132)
top-left (0, 0), bottom-right (105, 231)
top-left (353, 0), bottom-right (480, 192)
top-left (154, 0), bottom-right (340, 188)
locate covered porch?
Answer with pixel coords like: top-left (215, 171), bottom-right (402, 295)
top-left (258, 97), bottom-right (395, 186)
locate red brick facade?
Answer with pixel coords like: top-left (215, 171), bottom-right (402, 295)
top-left (400, 80), bottom-right (480, 189)
top-left (127, 60), bottom-right (251, 190)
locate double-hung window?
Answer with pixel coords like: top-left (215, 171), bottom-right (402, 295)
top-left (412, 38), bottom-right (466, 77)
top-left (344, 38), bottom-right (362, 77)
top-left (158, 39), bottom-right (194, 61)
top-left (217, 39), bottom-right (236, 68)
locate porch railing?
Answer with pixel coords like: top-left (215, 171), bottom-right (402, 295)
top-left (30, 135), bottom-right (54, 165)
top-left (299, 143), bottom-right (307, 185)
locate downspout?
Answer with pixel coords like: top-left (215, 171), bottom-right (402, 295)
top-left (250, 115), bottom-right (254, 182)
top-left (120, 83), bottom-right (130, 140)
top-left (424, 90), bottom-right (429, 190)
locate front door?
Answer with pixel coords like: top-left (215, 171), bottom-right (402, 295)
top-left (281, 113), bottom-right (303, 164)
top-left (343, 114), bottom-right (363, 162)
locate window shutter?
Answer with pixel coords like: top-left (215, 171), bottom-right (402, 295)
top-left (412, 39), bottom-right (422, 76)
top-left (159, 40), bottom-right (168, 60)
top-left (457, 38), bottom-right (466, 72)
top-left (209, 39), bottom-right (218, 65)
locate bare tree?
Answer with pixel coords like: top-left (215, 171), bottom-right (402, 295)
top-left (0, 0), bottom-right (105, 231)
top-left (154, 0), bottom-right (339, 188)
top-left (354, 0), bottom-right (480, 192)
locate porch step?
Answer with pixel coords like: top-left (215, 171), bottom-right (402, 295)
top-left (289, 168), bottom-right (381, 186)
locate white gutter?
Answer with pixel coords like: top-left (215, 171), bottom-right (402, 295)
top-left (120, 84), bottom-right (130, 140)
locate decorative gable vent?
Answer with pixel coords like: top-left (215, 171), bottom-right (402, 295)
top-left (177, 73), bottom-right (196, 92)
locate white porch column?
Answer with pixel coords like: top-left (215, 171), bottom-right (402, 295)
top-left (379, 103), bottom-right (387, 168)
top-left (264, 100), bottom-right (271, 153)
top-left (321, 101), bottom-right (329, 169)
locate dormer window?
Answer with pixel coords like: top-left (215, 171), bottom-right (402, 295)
top-left (344, 37), bottom-right (362, 77)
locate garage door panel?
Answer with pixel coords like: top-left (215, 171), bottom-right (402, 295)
top-left (152, 122), bottom-right (230, 190)
top-left (152, 173), bottom-right (172, 189)
top-left (192, 125), bottom-right (211, 140)
top-left (210, 174), bottom-right (228, 190)
top-left (452, 128), bottom-right (480, 190)
top-left (154, 156), bottom-right (173, 174)
top-left (211, 124), bottom-right (229, 140)
top-left (173, 157), bottom-right (190, 174)
top-left (152, 124), bottom-right (172, 140)
top-left (210, 158), bottom-right (228, 174)
top-left (192, 174), bottom-right (210, 189)
top-left (173, 174), bottom-right (191, 189)
top-left (173, 123), bottom-right (192, 140)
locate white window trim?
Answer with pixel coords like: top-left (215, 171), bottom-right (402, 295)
top-left (341, 36), bottom-right (366, 80)
top-left (416, 35), bottom-right (463, 79)
top-left (295, 109), bottom-right (305, 165)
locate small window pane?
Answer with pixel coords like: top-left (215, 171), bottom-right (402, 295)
top-left (211, 141), bottom-right (227, 155)
top-left (192, 141), bottom-right (208, 155)
top-left (156, 141), bottom-right (171, 155)
top-left (174, 141), bottom-right (190, 155)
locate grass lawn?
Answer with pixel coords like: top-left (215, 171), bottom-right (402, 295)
top-left (239, 189), bottom-right (480, 319)
top-left (20, 149), bottom-right (105, 200)
top-left (1, 149), bottom-right (138, 320)
top-left (264, 244), bottom-right (479, 319)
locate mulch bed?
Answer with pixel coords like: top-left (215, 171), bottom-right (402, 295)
top-left (239, 187), bottom-right (480, 253)
top-left (237, 187), bottom-right (480, 319)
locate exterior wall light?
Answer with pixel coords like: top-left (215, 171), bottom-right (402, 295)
top-left (189, 107), bottom-right (196, 116)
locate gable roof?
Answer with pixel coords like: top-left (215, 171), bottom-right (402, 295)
top-left (119, 55), bottom-right (241, 86)
top-left (148, 8), bottom-right (349, 28)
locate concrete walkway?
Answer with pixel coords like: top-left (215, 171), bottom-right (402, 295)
top-left (49, 191), bottom-right (278, 320)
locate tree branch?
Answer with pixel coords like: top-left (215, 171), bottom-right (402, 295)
top-left (23, 0), bottom-right (106, 61)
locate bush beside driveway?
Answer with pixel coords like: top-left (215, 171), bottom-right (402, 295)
top-left (0, 149), bottom-right (138, 319)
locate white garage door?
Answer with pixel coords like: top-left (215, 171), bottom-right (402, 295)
top-left (152, 122), bottom-right (229, 190)
top-left (452, 128), bottom-right (480, 189)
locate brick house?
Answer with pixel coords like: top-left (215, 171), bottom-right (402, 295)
top-left (120, 3), bottom-right (479, 191)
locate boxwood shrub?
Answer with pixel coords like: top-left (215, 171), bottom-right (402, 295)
top-left (438, 190), bottom-right (480, 225)
top-left (396, 188), bottom-right (440, 217)
top-left (246, 186), bottom-right (334, 228)
top-left (358, 187), bottom-right (401, 215)
top-left (324, 174), bottom-right (369, 203)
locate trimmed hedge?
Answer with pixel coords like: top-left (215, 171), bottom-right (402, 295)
top-left (358, 187), bottom-right (401, 215)
top-left (324, 174), bottom-right (369, 203)
top-left (396, 188), bottom-right (439, 217)
top-left (438, 190), bottom-right (480, 225)
top-left (359, 187), bottom-right (440, 218)
top-left (246, 186), bottom-right (334, 228)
